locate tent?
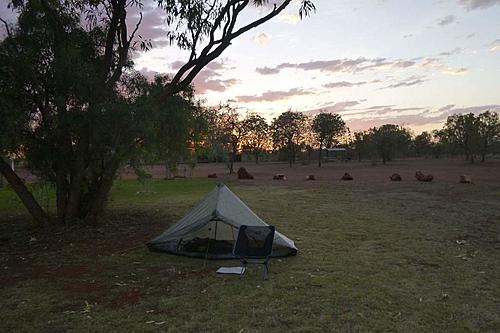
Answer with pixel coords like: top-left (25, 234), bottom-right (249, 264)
top-left (147, 182), bottom-right (298, 259)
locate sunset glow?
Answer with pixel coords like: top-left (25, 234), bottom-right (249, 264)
top-left (2, 0), bottom-right (499, 133)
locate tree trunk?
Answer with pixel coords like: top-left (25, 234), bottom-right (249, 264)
top-left (165, 160), bottom-right (174, 179)
top-left (481, 153), bottom-right (485, 163)
top-left (55, 170), bottom-right (68, 224)
top-left (318, 143), bottom-right (323, 168)
top-left (65, 160), bottom-right (86, 222)
top-left (255, 152), bottom-right (259, 164)
top-left (0, 157), bottom-right (49, 226)
top-left (83, 160), bottom-right (120, 225)
top-left (230, 143), bottom-right (238, 174)
top-left (228, 157), bottom-right (234, 174)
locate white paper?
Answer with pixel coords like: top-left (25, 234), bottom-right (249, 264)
top-left (216, 266), bottom-right (246, 274)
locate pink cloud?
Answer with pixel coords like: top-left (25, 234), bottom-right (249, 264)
top-left (346, 104), bottom-right (500, 131)
top-left (256, 57), bottom-right (419, 75)
top-left (458, 0), bottom-right (500, 10)
top-left (236, 88), bottom-right (314, 103)
top-left (303, 101), bottom-right (361, 116)
top-left (381, 76), bottom-right (427, 89)
top-left (323, 81), bottom-right (367, 88)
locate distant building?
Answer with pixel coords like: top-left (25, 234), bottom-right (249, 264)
top-left (325, 147), bottom-right (347, 162)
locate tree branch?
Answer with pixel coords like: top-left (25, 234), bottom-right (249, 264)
top-left (128, 12), bottom-right (142, 45)
top-left (165, 0), bottom-right (292, 96)
top-left (0, 17), bottom-right (12, 38)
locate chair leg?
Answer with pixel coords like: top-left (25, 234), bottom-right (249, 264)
top-left (263, 262), bottom-right (269, 280)
top-left (240, 261), bottom-right (247, 280)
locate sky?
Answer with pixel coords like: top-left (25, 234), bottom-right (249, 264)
top-left (1, 0), bottom-right (500, 133)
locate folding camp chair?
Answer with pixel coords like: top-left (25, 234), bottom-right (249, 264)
top-left (233, 225), bottom-right (275, 280)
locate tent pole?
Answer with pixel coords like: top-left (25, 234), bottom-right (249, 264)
top-left (214, 220), bottom-right (218, 242)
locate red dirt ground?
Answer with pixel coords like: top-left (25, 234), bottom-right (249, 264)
top-left (126, 157), bottom-right (500, 187)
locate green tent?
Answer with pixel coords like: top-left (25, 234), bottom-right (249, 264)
top-left (147, 183), bottom-right (297, 259)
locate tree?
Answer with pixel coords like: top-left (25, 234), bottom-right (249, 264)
top-left (442, 113), bottom-right (482, 163)
top-left (161, 0), bottom-right (316, 95)
top-left (477, 111), bottom-right (500, 162)
top-left (352, 131), bottom-right (373, 161)
top-left (0, 0), bottom-right (315, 226)
top-left (413, 131), bottom-right (434, 157)
top-left (241, 114), bottom-right (270, 164)
top-left (301, 117), bottom-right (317, 163)
top-left (271, 110), bottom-right (307, 167)
top-left (136, 75), bottom-right (206, 179)
top-left (369, 125), bottom-right (411, 164)
top-left (218, 104), bottom-right (245, 174)
top-left (312, 112), bottom-right (347, 167)
top-left (197, 107), bottom-right (225, 162)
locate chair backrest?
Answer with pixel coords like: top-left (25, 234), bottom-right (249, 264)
top-left (233, 225), bottom-right (275, 258)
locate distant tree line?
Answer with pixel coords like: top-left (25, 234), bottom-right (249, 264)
top-left (193, 108), bottom-right (500, 169)
top-left (352, 111), bottom-right (500, 164)
top-left (192, 107), bottom-right (349, 169)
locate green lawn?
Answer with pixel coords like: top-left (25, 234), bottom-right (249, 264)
top-left (1, 178), bottom-right (499, 332)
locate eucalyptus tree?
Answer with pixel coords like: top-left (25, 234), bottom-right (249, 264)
top-left (352, 131), bottom-right (374, 161)
top-left (0, 0), bottom-right (315, 226)
top-left (442, 113), bottom-right (482, 163)
top-left (413, 131), bottom-right (434, 157)
top-left (217, 104), bottom-right (245, 174)
top-left (271, 110), bottom-right (307, 167)
top-left (369, 125), bottom-right (412, 164)
top-left (241, 114), bottom-right (269, 163)
top-left (312, 112), bottom-right (347, 167)
top-left (477, 111), bottom-right (500, 162)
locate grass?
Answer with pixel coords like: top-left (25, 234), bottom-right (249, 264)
top-left (0, 178), bottom-right (216, 211)
top-left (1, 177), bottom-right (500, 332)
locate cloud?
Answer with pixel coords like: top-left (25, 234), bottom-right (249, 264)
top-left (303, 101), bottom-right (500, 132)
top-left (345, 104), bottom-right (500, 131)
top-left (303, 101), bottom-right (361, 116)
top-left (439, 48), bottom-right (462, 56)
top-left (253, 32), bottom-right (271, 45)
top-left (255, 66), bottom-right (281, 75)
top-left (441, 67), bottom-right (468, 75)
top-left (193, 69), bottom-right (239, 94)
top-left (382, 76), bottom-right (427, 89)
top-left (138, 67), bottom-right (160, 81)
top-left (322, 79), bottom-right (382, 89)
top-left (256, 54), bottom-right (467, 77)
top-left (491, 39), bottom-right (500, 51)
top-left (458, 0), bottom-right (500, 10)
top-left (420, 57), bottom-right (444, 69)
top-left (235, 88), bottom-right (314, 103)
top-left (169, 60), bottom-right (185, 71)
top-left (255, 57), bottom-right (418, 75)
top-left (438, 15), bottom-right (456, 26)
top-left (194, 77), bottom-right (239, 93)
top-left (323, 81), bottom-right (367, 88)
top-left (126, 4), bottom-right (169, 48)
